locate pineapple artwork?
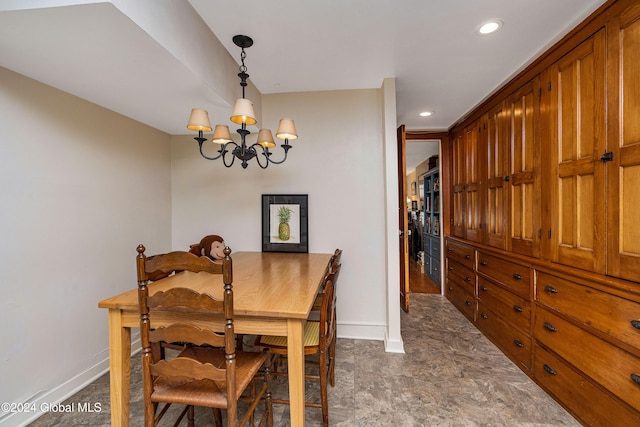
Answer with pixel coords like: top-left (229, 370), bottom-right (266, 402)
top-left (270, 203), bottom-right (300, 244)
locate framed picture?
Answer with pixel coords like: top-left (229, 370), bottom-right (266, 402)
top-left (262, 194), bottom-right (308, 253)
top-left (411, 181), bottom-right (416, 195)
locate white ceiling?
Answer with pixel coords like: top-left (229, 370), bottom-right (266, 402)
top-left (0, 0), bottom-right (607, 137)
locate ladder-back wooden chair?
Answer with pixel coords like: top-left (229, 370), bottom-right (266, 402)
top-left (255, 262), bottom-right (341, 427)
top-left (311, 249), bottom-right (342, 312)
top-left (136, 244), bottom-right (272, 427)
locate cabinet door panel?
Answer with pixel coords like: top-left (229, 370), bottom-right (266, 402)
top-left (508, 78), bottom-right (541, 257)
top-left (464, 121), bottom-right (482, 243)
top-left (485, 102), bottom-right (509, 249)
top-left (607, 5), bottom-right (640, 281)
top-left (545, 30), bottom-right (606, 273)
top-left (451, 132), bottom-right (466, 238)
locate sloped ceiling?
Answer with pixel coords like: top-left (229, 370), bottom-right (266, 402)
top-left (0, 0), bottom-right (607, 137)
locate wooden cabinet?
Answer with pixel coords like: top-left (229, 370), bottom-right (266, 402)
top-left (422, 168), bottom-right (441, 285)
top-left (441, 1), bottom-right (640, 425)
top-left (541, 29), bottom-right (607, 273)
top-left (507, 77), bottom-right (541, 258)
top-left (483, 101), bottom-right (509, 249)
top-left (606, 3), bottom-right (640, 282)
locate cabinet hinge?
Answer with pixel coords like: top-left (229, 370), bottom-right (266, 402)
top-left (538, 87), bottom-right (542, 97)
top-left (600, 152), bottom-right (614, 162)
top-left (548, 229), bottom-right (552, 239)
top-left (548, 82), bottom-right (552, 91)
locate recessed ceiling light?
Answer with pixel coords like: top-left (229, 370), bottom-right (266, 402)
top-left (419, 111), bottom-right (433, 117)
top-left (477, 19), bottom-right (503, 35)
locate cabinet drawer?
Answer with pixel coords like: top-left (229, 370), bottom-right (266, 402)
top-left (423, 235), bottom-right (431, 254)
top-left (445, 281), bottom-right (475, 323)
top-left (428, 255), bottom-right (441, 285)
top-left (429, 237), bottom-right (441, 258)
top-left (537, 271), bottom-right (640, 352)
top-left (477, 302), bottom-right (532, 371)
top-left (446, 258), bottom-right (474, 295)
top-left (478, 276), bottom-right (531, 334)
top-left (445, 239), bottom-right (474, 269)
top-left (535, 308), bottom-right (640, 412)
top-left (476, 252), bottom-right (531, 299)
top-left (534, 344), bottom-right (640, 427)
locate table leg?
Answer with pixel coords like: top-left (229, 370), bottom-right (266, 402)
top-left (108, 309), bottom-right (131, 427)
top-left (287, 318), bottom-right (306, 427)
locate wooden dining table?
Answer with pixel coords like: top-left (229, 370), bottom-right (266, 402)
top-left (98, 250), bottom-right (332, 427)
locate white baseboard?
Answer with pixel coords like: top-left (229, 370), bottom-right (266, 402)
top-left (0, 338), bottom-right (141, 427)
top-left (337, 321), bottom-right (386, 341)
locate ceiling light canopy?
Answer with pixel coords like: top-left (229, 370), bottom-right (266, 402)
top-left (187, 35), bottom-right (298, 169)
top-left (477, 19), bottom-right (503, 35)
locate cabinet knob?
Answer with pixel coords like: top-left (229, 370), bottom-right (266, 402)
top-left (544, 285), bottom-right (558, 294)
top-left (465, 254), bottom-right (471, 259)
top-left (448, 266), bottom-right (454, 270)
top-left (631, 373), bottom-right (640, 386)
top-left (480, 313), bottom-right (488, 319)
top-left (543, 322), bottom-right (557, 332)
top-left (465, 276), bottom-right (471, 282)
top-left (513, 273), bottom-right (522, 280)
top-left (480, 260), bottom-right (487, 266)
top-left (465, 300), bottom-right (472, 306)
top-left (514, 339), bottom-right (524, 348)
top-left (513, 305), bottom-right (523, 313)
top-left (543, 364), bottom-right (557, 376)
top-left (631, 320), bottom-right (640, 330)
top-left (480, 286), bottom-right (488, 292)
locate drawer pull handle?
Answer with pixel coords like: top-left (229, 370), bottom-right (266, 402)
top-left (513, 273), bottom-right (522, 280)
top-left (631, 374), bottom-right (640, 385)
top-left (543, 364), bottom-right (557, 376)
top-left (514, 339), bottom-right (524, 348)
top-left (631, 320), bottom-right (640, 330)
top-left (513, 305), bottom-right (523, 313)
top-left (544, 285), bottom-right (558, 294)
top-left (544, 322), bottom-right (557, 332)
top-left (465, 276), bottom-right (472, 282)
top-left (481, 313), bottom-right (488, 319)
top-left (480, 260), bottom-right (488, 266)
top-left (465, 300), bottom-right (472, 306)
top-left (465, 254), bottom-right (471, 259)
top-left (480, 286), bottom-right (488, 292)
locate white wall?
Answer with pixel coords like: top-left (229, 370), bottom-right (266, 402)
top-left (171, 89), bottom-right (390, 339)
top-left (0, 66), bottom-right (173, 426)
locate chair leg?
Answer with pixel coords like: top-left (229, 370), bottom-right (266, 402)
top-left (318, 348), bottom-right (329, 427)
top-left (329, 336), bottom-right (336, 387)
top-left (212, 408), bottom-right (223, 427)
top-left (187, 406), bottom-right (195, 427)
top-left (264, 350), bottom-right (274, 427)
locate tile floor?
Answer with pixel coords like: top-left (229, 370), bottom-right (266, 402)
top-left (28, 294), bottom-right (580, 426)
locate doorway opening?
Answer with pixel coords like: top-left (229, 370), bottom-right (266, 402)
top-left (405, 140), bottom-right (441, 295)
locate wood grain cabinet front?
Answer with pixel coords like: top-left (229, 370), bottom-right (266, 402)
top-left (536, 271), bottom-right (640, 353)
top-left (476, 251), bottom-right (531, 299)
top-left (445, 238), bottom-right (475, 269)
top-left (477, 301), bottom-right (532, 371)
top-left (478, 276), bottom-right (531, 334)
top-left (534, 343), bottom-right (640, 426)
top-left (534, 307), bottom-right (640, 413)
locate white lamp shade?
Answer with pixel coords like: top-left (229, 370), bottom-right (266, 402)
top-left (211, 125), bottom-right (233, 144)
top-left (275, 118), bottom-right (298, 140)
top-left (187, 108), bottom-right (212, 132)
top-left (256, 129), bottom-right (276, 149)
top-left (230, 99), bottom-right (257, 125)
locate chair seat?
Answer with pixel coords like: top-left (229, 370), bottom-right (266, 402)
top-left (257, 321), bottom-right (320, 350)
top-left (151, 346), bottom-right (268, 408)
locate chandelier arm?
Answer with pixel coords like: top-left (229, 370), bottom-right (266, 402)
top-left (252, 144), bottom-right (270, 169)
top-left (221, 142), bottom-right (239, 168)
top-left (196, 137), bottom-right (225, 161)
top-left (258, 141), bottom-right (292, 165)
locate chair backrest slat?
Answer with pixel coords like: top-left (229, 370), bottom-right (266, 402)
top-left (150, 357), bottom-right (226, 383)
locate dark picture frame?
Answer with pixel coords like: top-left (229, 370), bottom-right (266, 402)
top-left (262, 194), bottom-right (309, 253)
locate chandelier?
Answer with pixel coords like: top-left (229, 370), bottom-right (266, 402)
top-left (187, 35), bottom-right (298, 169)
